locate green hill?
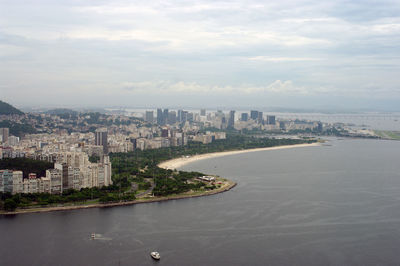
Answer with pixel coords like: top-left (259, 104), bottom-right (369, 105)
top-left (0, 100), bottom-right (24, 115)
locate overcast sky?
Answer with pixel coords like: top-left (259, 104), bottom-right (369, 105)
top-left (1, 0), bottom-right (400, 110)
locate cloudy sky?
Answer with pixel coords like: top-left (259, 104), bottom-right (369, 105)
top-left (1, 0), bottom-right (400, 110)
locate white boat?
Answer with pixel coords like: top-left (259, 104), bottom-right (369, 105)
top-left (91, 233), bottom-right (96, 239)
top-left (150, 251), bottom-right (160, 260)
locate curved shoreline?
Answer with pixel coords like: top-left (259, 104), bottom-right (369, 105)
top-left (1, 142), bottom-right (318, 215)
top-left (158, 142), bottom-right (320, 170)
top-left (1, 180), bottom-right (236, 215)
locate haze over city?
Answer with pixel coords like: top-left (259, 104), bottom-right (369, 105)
top-left (1, 0), bottom-right (400, 110)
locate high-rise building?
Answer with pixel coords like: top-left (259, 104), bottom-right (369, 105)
top-left (187, 112), bottom-right (194, 122)
top-left (0, 169), bottom-right (13, 193)
top-left (250, 110), bottom-right (258, 121)
top-left (177, 110), bottom-right (183, 122)
top-left (145, 111), bottom-right (154, 123)
top-left (257, 112), bottom-right (264, 124)
top-left (168, 111), bottom-right (176, 124)
top-left (266, 115), bottom-right (275, 125)
top-left (228, 110), bottom-right (235, 129)
top-left (200, 109), bottom-right (206, 116)
top-left (12, 171), bottom-right (23, 194)
top-left (241, 113), bottom-right (248, 121)
top-left (0, 128), bottom-right (9, 145)
top-left (157, 108), bottom-right (164, 125)
top-left (95, 128), bottom-right (108, 154)
top-left (163, 109), bottom-right (169, 125)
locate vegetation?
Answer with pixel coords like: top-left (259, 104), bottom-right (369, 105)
top-left (0, 120), bottom-right (37, 137)
top-left (0, 134), bottom-right (316, 212)
top-left (0, 158), bottom-right (53, 178)
top-left (0, 100), bottom-right (24, 115)
top-left (110, 134), bottom-right (316, 196)
top-left (374, 130), bottom-right (400, 140)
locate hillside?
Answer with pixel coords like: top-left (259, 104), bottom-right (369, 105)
top-left (46, 108), bottom-right (78, 115)
top-left (0, 100), bottom-right (24, 115)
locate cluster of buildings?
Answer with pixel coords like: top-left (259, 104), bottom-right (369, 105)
top-left (0, 108), bottom-right (333, 196)
top-left (0, 153), bottom-right (112, 195)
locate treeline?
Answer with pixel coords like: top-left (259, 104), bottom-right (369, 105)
top-left (0, 186), bottom-right (136, 211)
top-left (0, 158), bottom-right (53, 178)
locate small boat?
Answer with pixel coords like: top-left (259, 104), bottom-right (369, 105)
top-left (91, 233), bottom-right (96, 239)
top-left (150, 251), bottom-right (160, 260)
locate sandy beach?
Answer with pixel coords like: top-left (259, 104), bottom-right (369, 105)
top-left (158, 142), bottom-right (320, 170)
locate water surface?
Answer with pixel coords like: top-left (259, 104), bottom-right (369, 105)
top-left (1, 139), bottom-right (400, 265)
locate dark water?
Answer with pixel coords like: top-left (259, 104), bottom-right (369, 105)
top-left (1, 139), bottom-right (400, 266)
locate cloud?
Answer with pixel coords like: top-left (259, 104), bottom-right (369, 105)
top-left (1, 0), bottom-right (400, 109)
top-left (120, 80), bottom-right (310, 95)
top-left (247, 56), bottom-right (321, 62)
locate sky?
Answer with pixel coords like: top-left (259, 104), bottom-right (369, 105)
top-left (1, 0), bottom-right (400, 111)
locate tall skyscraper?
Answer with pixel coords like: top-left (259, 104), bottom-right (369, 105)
top-left (168, 111), bottom-right (176, 124)
top-left (0, 128), bottom-right (9, 145)
top-left (177, 110), bottom-right (183, 122)
top-left (257, 112), bottom-right (264, 124)
top-left (200, 109), bottom-right (206, 116)
top-left (241, 113), bottom-right (248, 121)
top-left (250, 110), bottom-right (258, 121)
top-left (157, 108), bottom-right (164, 125)
top-left (266, 115), bottom-right (275, 125)
top-left (95, 128), bottom-right (108, 154)
top-left (228, 110), bottom-right (235, 129)
top-left (145, 111), bottom-right (154, 123)
top-left (163, 109), bottom-right (169, 125)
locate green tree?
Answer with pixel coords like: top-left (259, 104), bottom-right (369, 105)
top-left (4, 198), bottom-right (17, 211)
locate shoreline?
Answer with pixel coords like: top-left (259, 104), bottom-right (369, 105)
top-left (158, 142), bottom-right (320, 170)
top-left (1, 180), bottom-right (236, 215)
top-left (1, 142), bottom-right (318, 215)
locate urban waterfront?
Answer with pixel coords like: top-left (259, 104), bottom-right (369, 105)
top-left (1, 138), bottom-right (400, 265)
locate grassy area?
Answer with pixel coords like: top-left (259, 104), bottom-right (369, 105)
top-left (374, 130), bottom-right (400, 140)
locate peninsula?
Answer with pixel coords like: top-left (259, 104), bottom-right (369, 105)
top-left (1, 135), bottom-right (318, 215)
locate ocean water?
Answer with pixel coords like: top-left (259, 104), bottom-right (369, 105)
top-left (1, 138), bottom-right (400, 265)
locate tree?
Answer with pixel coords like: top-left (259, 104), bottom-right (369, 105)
top-left (4, 199), bottom-right (17, 211)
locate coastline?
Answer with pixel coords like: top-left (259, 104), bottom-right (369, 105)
top-left (1, 179), bottom-right (236, 215)
top-left (1, 142), bottom-right (319, 215)
top-left (158, 142), bottom-right (320, 170)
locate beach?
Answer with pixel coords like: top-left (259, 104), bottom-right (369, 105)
top-left (158, 142), bottom-right (320, 170)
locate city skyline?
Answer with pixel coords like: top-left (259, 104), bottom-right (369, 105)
top-left (1, 0), bottom-right (400, 111)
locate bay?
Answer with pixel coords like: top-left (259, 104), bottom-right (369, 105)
top-left (1, 139), bottom-right (400, 265)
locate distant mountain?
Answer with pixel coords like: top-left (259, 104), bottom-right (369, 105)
top-left (0, 100), bottom-right (24, 115)
top-left (46, 108), bottom-right (78, 115)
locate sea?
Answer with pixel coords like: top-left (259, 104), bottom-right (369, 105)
top-left (1, 137), bottom-right (400, 265)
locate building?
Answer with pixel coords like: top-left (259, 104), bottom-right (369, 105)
top-left (157, 108), bottom-right (164, 125)
top-left (0, 169), bottom-right (13, 193)
top-left (95, 128), bottom-right (108, 154)
top-left (0, 128), bottom-right (9, 145)
top-left (145, 111), bottom-right (154, 123)
top-left (163, 109), bottom-right (169, 125)
top-left (47, 165), bottom-right (63, 194)
top-left (257, 112), bottom-right (264, 124)
top-left (250, 110), bottom-right (259, 121)
top-left (62, 163), bottom-right (74, 190)
top-left (241, 113), bottom-right (248, 121)
top-left (200, 109), bottom-right (206, 116)
top-left (8, 136), bottom-right (19, 146)
top-left (12, 171), bottom-right (23, 194)
top-left (168, 111), bottom-right (177, 124)
top-left (227, 110), bottom-right (235, 129)
top-left (266, 115), bottom-right (276, 125)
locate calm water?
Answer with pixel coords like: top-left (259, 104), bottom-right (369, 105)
top-left (1, 139), bottom-right (400, 266)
